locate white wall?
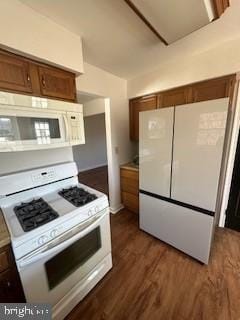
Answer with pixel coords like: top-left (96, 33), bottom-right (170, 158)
top-left (83, 98), bottom-right (105, 117)
top-left (0, 0), bottom-right (83, 73)
top-left (76, 63), bottom-right (134, 212)
top-left (73, 113), bottom-right (107, 172)
top-left (0, 147), bottom-right (73, 175)
top-left (128, 37), bottom-right (240, 98)
top-left (0, 0), bottom-right (84, 176)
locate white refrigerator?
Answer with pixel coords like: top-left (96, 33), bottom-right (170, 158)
top-left (139, 98), bottom-right (229, 264)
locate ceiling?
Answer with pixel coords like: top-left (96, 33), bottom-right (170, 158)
top-left (127, 0), bottom-right (215, 44)
top-left (20, 0), bottom-right (240, 79)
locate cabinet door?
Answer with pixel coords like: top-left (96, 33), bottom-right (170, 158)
top-left (0, 268), bottom-right (25, 303)
top-left (0, 51), bottom-right (32, 93)
top-left (214, 0), bottom-right (230, 17)
top-left (120, 168), bottom-right (139, 195)
top-left (139, 107), bottom-right (174, 197)
top-left (171, 98), bottom-right (229, 211)
top-left (191, 76), bottom-right (234, 103)
top-left (38, 66), bottom-right (76, 101)
top-left (158, 86), bottom-right (190, 108)
top-left (122, 192), bottom-right (139, 213)
top-left (129, 95), bottom-right (157, 141)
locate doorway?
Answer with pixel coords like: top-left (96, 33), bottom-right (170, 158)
top-left (73, 93), bottom-right (109, 196)
top-left (225, 129), bottom-right (240, 231)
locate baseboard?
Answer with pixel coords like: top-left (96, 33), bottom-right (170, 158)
top-left (110, 204), bottom-right (124, 214)
top-left (78, 163), bottom-right (108, 173)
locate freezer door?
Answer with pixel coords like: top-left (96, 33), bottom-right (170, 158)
top-left (139, 107), bottom-right (174, 197)
top-left (139, 193), bottom-right (214, 264)
top-left (172, 98), bottom-right (229, 211)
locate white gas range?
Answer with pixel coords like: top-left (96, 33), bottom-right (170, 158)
top-left (0, 162), bottom-right (112, 320)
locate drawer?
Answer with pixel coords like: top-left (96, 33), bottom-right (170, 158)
top-left (120, 168), bottom-right (139, 181)
top-left (122, 192), bottom-right (139, 214)
top-left (0, 250), bottom-right (9, 273)
top-left (121, 177), bottom-right (139, 195)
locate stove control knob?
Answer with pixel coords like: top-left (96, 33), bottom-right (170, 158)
top-left (95, 206), bottom-right (99, 213)
top-left (88, 209), bottom-right (92, 216)
top-left (38, 235), bottom-right (48, 246)
top-left (50, 229), bottom-right (59, 238)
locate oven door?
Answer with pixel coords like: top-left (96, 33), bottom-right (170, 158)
top-left (17, 211), bottom-right (111, 306)
top-left (0, 108), bottom-right (68, 151)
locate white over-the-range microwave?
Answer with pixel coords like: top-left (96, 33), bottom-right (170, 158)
top-left (0, 91), bottom-right (85, 152)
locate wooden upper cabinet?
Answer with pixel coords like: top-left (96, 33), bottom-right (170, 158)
top-left (129, 74), bottom-right (236, 141)
top-left (191, 75), bottom-right (235, 103)
top-left (0, 49), bottom-right (77, 102)
top-left (130, 94), bottom-right (157, 141)
top-left (213, 0), bottom-right (229, 17)
top-left (158, 86), bottom-right (190, 108)
top-left (38, 66), bottom-right (76, 102)
top-left (0, 51), bottom-right (32, 94)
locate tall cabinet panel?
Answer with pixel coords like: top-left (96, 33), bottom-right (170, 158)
top-left (139, 108), bottom-right (174, 197)
top-left (129, 95), bottom-right (157, 141)
top-left (171, 98), bottom-right (229, 211)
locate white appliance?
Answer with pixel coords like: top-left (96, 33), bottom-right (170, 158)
top-left (139, 98), bottom-right (229, 264)
top-left (0, 162), bottom-right (112, 320)
top-left (0, 91), bottom-right (85, 152)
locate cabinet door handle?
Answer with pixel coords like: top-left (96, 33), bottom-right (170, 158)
top-left (42, 76), bottom-right (46, 88)
top-left (6, 281), bottom-right (11, 287)
top-left (27, 74), bottom-right (31, 82)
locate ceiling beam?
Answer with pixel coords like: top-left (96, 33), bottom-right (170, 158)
top-left (124, 0), bottom-right (168, 46)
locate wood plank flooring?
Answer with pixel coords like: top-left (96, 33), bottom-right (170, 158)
top-left (78, 166), bottom-right (108, 195)
top-left (66, 210), bottom-right (240, 320)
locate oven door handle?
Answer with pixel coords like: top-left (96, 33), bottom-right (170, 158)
top-left (18, 212), bottom-right (106, 269)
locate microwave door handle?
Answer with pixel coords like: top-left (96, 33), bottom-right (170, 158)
top-left (18, 213), bottom-right (105, 269)
top-left (63, 115), bottom-right (70, 141)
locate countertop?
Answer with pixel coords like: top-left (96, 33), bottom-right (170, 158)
top-left (120, 162), bottom-right (139, 172)
top-left (0, 210), bottom-right (10, 248)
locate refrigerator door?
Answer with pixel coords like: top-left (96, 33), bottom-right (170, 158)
top-left (139, 107), bottom-right (174, 197)
top-left (172, 98), bottom-right (229, 211)
top-left (139, 193), bottom-right (214, 264)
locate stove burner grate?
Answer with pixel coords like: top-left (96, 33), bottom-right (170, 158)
top-left (59, 186), bottom-right (97, 207)
top-left (14, 198), bottom-right (59, 232)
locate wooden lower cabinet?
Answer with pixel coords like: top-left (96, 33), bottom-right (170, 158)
top-left (0, 245), bottom-right (25, 303)
top-left (120, 166), bottom-right (139, 213)
top-left (121, 192), bottom-right (139, 213)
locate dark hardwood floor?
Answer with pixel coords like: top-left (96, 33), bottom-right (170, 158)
top-left (66, 210), bottom-right (240, 320)
top-left (78, 166), bottom-right (108, 195)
